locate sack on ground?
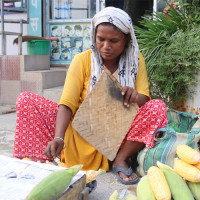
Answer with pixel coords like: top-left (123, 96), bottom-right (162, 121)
top-left (137, 109), bottom-right (200, 176)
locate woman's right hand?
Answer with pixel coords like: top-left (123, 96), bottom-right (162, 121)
top-left (44, 139), bottom-right (64, 160)
top-left (44, 105), bottom-right (72, 160)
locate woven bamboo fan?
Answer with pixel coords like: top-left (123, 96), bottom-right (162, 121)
top-left (72, 70), bottom-right (139, 161)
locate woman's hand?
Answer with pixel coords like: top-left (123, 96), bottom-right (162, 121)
top-left (121, 86), bottom-right (139, 107)
top-left (44, 139), bottom-right (64, 160)
top-left (121, 86), bottom-right (149, 108)
top-left (44, 105), bottom-right (72, 160)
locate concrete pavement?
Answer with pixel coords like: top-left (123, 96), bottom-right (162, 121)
top-left (0, 110), bottom-right (16, 157)
top-left (0, 109), bottom-right (137, 200)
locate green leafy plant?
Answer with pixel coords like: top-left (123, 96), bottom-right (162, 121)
top-left (134, 1), bottom-right (200, 109)
top-left (176, 0), bottom-right (200, 24)
top-left (150, 28), bottom-right (200, 108)
top-left (134, 5), bottom-right (188, 78)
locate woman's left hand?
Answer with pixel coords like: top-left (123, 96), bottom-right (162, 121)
top-left (121, 86), bottom-right (139, 107)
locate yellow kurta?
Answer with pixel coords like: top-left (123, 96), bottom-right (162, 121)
top-left (59, 49), bottom-right (150, 171)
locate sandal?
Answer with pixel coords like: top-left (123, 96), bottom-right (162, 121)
top-left (112, 166), bottom-right (140, 185)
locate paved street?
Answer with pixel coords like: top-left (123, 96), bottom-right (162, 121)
top-left (0, 111), bottom-right (16, 157)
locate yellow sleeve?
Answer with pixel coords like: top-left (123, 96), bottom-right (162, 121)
top-left (135, 53), bottom-right (151, 99)
top-left (59, 54), bottom-right (85, 116)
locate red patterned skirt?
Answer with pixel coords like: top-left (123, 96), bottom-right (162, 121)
top-left (13, 92), bottom-right (168, 162)
top-left (123, 99), bottom-right (168, 149)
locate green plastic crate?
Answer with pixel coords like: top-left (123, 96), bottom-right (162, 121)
top-left (27, 40), bottom-right (50, 55)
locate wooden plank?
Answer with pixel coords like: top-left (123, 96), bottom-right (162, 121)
top-left (58, 175), bottom-right (88, 200)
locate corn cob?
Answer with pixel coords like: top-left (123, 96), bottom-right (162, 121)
top-left (157, 161), bottom-right (194, 200)
top-left (147, 166), bottom-right (171, 200)
top-left (26, 164), bottom-right (83, 200)
top-left (174, 158), bottom-right (200, 182)
top-left (109, 190), bottom-right (118, 200)
top-left (137, 176), bottom-right (156, 200)
top-left (187, 182), bottom-right (200, 200)
top-left (86, 169), bottom-right (106, 183)
top-left (58, 162), bottom-right (68, 168)
top-left (176, 144), bottom-right (200, 164)
top-left (22, 158), bottom-right (32, 161)
top-left (54, 157), bottom-right (61, 164)
top-left (194, 162), bottom-right (200, 170)
top-left (86, 170), bottom-right (96, 184)
top-left (126, 193), bottom-right (137, 200)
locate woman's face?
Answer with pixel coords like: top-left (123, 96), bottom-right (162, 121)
top-left (96, 24), bottom-right (128, 62)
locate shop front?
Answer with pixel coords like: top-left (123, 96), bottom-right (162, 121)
top-left (42, 0), bottom-right (105, 66)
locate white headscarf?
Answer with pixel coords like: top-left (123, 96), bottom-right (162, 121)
top-left (90, 6), bottom-right (139, 91)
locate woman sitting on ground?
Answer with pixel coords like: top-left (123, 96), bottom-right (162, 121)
top-left (13, 7), bottom-right (168, 185)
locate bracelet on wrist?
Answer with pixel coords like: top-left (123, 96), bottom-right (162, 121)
top-left (54, 137), bottom-right (66, 149)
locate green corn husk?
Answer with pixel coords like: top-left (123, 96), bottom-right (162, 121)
top-left (188, 181), bottom-right (200, 200)
top-left (126, 193), bottom-right (137, 200)
top-left (109, 190), bottom-right (118, 200)
top-left (157, 161), bottom-right (194, 200)
top-left (26, 164), bottom-right (83, 200)
top-left (137, 176), bottom-right (156, 200)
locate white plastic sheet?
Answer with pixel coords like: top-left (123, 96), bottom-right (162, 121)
top-left (0, 155), bottom-right (85, 200)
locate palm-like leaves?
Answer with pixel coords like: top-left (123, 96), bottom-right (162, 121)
top-left (133, 3), bottom-right (200, 108)
top-left (134, 5), bottom-right (188, 78)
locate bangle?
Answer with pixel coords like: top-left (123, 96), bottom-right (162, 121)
top-left (54, 137), bottom-right (66, 149)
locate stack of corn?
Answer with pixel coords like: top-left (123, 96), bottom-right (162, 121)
top-left (136, 144), bottom-right (200, 200)
top-left (174, 144), bottom-right (200, 182)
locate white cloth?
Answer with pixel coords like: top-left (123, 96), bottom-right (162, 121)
top-left (90, 7), bottom-right (139, 91)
